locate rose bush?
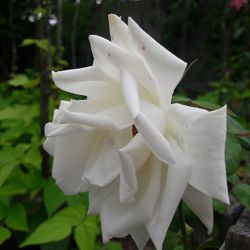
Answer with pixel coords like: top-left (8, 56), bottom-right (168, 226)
top-left (44, 14), bottom-right (229, 250)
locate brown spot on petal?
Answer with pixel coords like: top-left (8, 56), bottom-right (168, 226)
top-left (132, 124), bottom-right (138, 137)
top-left (142, 45), bottom-right (146, 51)
top-left (108, 53), bottom-right (111, 57)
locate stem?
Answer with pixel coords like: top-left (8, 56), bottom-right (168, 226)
top-left (181, 0), bottom-right (190, 60)
top-left (56, 0), bottom-right (63, 62)
top-left (36, 0), bottom-right (51, 179)
top-left (234, 131), bottom-right (250, 137)
top-left (71, 0), bottom-right (79, 68)
top-left (178, 201), bottom-right (187, 250)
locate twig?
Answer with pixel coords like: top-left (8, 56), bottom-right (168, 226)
top-left (234, 131), bottom-right (250, 137)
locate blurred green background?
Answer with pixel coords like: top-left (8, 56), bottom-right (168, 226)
top-left (0, 0), bottom-right (249, 250)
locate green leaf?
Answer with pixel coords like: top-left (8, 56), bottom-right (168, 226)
top-left (43, 179), bottom-right (65, 216)
top-left (0, 105), bottom-right (39, 122)
top-left (0, 182), bottom-right (27, 196)
top-left (41, 238), bottom-right (69, 250)
top-left (227, 174), bottom-right (241, 185)
top-left (20, 38), bottom-right (36, 47)
top-left (57, 59), bottom-right (68, 66)
top-left (8, 74), bottom-right (29, 87)
top-left (172, 96), bottom-right (191, 104)
top-left (0, 126), bottom-right (25, 143)
top-left (213, 199), bottom-right (226, 214)
top-left (239, 137), bottom-right (250, 151)
top-left (227, 116), bottom-right (245, 134)
top-left (36, 39), bottom-right (49, 51)
top-left (104, 241), bottom-right (122, 250)
top-left (20, 38), bottom-right (50, 52)
top-left (20, 204), bottom-right (85, 247)
top-left (163, 230), bottom-right (180, 250)
top-left (53, 205), bottom-right (85, 226)
top-left (23, 145), bottom-right (41, 169)
top-left (0, 175), bottom-right (27, 196)
top-left (0, 226), bottom-right (11, 245)
top-left (21, 170), bottom-right (44, 190)
top-left (74, 216), bottom-right (99, 250)
top-left (233, 183), bottom-right (250, 209)
top-left (196, 92), bottom-right (219, 104)
top-left (0, 145), bottom-right (28, 167)
top-left (66, 192), bottom-right (88, 207)
top-left (20, 219), bottom-right (72, 247)
top-left (226, 117), bottom-right (250, 150)
top-left (182, 202), bottom-right (195, 220)
top-left (0, 197), bottom-right (11, 220)
top-left (0, 161), bottom-right (18, 188)
top-left (196, 237), bottom-right (221, 250)
top-left (5, 203), bottom-right (29, 231)
top-left (23, 78), bottom-right (40, 88)
top-left (225, 134), bottom-right (242, 175)
top-left (173, 246), bottom-right (184, 250)
top-left (0, 200), bottom-right (8, 220)
top-left (192, 100), bottom-right (221, 110)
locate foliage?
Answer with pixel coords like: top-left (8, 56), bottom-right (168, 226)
top-left (0, 78), bottom-right (107, 249)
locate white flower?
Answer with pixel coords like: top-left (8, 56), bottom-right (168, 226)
top-left (44, 14), bottom-right (229, 250)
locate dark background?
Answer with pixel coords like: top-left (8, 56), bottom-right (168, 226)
top-left (0, 0), bottom-right (249, 97)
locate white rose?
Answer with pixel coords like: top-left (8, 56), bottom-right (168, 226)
top-left (44, 14), bottom-right (229, 250)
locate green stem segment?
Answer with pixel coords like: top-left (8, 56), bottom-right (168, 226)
top-left (178, 201), bottom-right (187, 250)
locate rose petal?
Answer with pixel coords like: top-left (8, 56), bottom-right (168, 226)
top-left (67, 97), bottom-right (122, 114)
top-left (118, 134), bottom-right (151, 202)
top-left (120, 69), bottom-right (176, 164)
top-left (121, 134), bottom-right (150, 170)
top-left (45, 123), bottom-right (92, 137)
top-left (147, 136), bottom-right (191, 250)
top-left (182, 184), bottom-right (213, 233)
top-left (167, 104), bottom-right (229, 204)
top-left (89, 35), bottom-right (157, 99)
top-left (130, 227), bottom-right (150, 250)
top-left (62, 104), bottom-right (133, 130)
top-left (52, 66), bottom-right (119, 98)
top-left (108, 14), bottom-right (128, 48)
top-left (88, 182), bottom-right (115, 215)
top-left (43, 138), bottom-right (55, 156)
top-left (120, 67), bottom-right (140, 118)
top-left (52, 131), bottom-right (95, 195)
top-left (83, 129), bottom-right (131, 188)
top-left (52, 100), bottom-right (71, 123)
top-left (100, 156), bottom-right (161, 242)
top-left (118, 150), bottom-right (137, 203)
top-left (128, 17), bottom-right (187, 111)
top-left (134, 113), bottom-right (176, 165)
